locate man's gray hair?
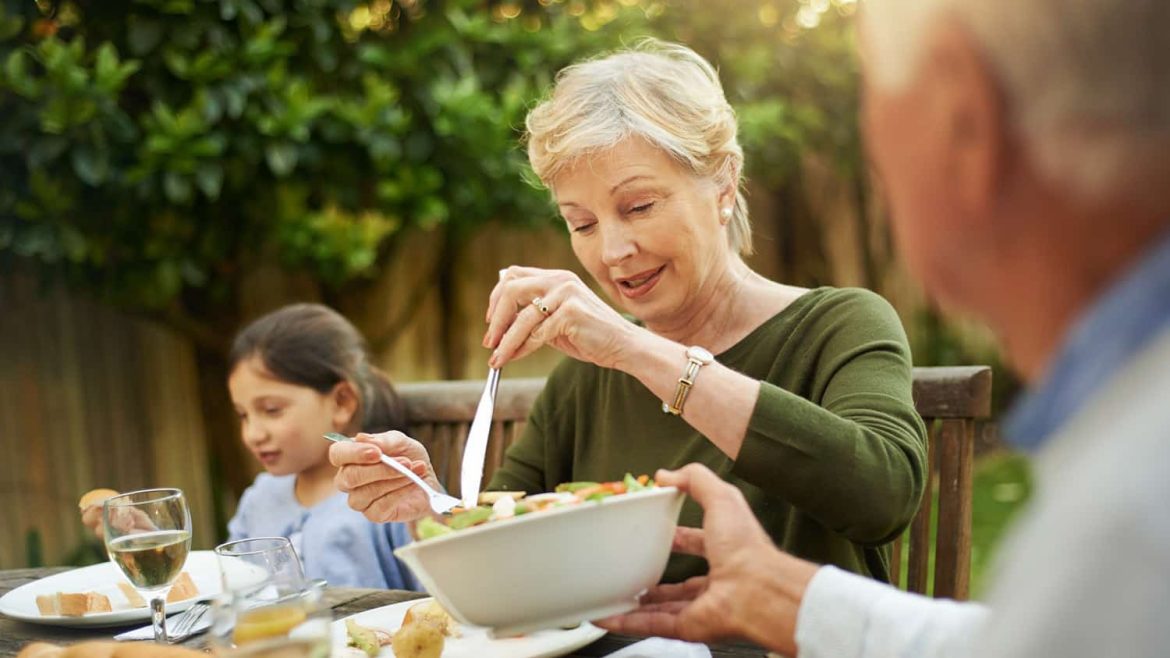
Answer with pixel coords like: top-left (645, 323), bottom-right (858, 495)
top-left (864, 0), bottom-right (1170, 199)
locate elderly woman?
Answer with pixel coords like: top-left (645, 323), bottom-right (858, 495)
top-left (332, 40), bottom-right (927, 584)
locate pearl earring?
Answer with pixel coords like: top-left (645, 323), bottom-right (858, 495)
top-left (720, 207), bottom-right (732, 220)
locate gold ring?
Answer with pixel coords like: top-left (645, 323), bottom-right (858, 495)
top-left (532, 297), bottom-right (550, 315)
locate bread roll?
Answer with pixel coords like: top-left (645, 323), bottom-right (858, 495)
top-left (402, 600), bottom-right (456, 637)
top-left (15, 643), bottom-right (62, 658)
top-left (17, 641), bottom-right (203, 658)
top-left (78, 489), bottom-right (120, 510)
top-left (391, 621), bottom-right (444, 658)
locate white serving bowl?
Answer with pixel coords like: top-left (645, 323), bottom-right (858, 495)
top-left (394, 486), bottom-right (685, 637)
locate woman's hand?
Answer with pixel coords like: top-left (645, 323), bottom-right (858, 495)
top-left (330, 431), bottom-right (440, 523)
top-left (484, 266), bottom-right (639, 369)
top-left (594, 464), bottom-right (817, 655)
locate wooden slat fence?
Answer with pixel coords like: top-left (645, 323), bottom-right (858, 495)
top-left (0, 275), bottom-right (216, 569)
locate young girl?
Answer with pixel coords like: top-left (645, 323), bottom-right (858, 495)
top-left (83, 303), bottom-right (418, 590)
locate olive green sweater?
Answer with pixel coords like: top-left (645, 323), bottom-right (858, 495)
top-left (488, 287), bottom-right (928, 583)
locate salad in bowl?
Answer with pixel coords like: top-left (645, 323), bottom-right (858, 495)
top-left (394, 475), bottom-right (684, 637)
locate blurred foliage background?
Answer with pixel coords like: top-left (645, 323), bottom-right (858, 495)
top-left (0, 0), bottom-right (1029, 587)
top-left (0, 0), bottom-right (880, 334)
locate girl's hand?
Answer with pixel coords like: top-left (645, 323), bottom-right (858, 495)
top-left (484, 266), bottom-right (639, 369)
top-left (80, 505), bottom-right (105, 541)
top-left (330, 431), bottom-right (440, 523)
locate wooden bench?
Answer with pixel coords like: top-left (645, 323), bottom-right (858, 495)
top-left (398, 365), bottom-right (991, 601)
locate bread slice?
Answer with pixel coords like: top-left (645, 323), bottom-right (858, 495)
top-left (166, 571), bottom-right (198, 603)
top-left (117, 582), bottom-right (146, 608)
top-left (36, 592), bottom-right (111, 617)
top-left (57, 593), bottom-right (91, 617)
top-left (35, 594), bottom-right (57, 616)
top-left (85, 592), bottom-right (112, 614)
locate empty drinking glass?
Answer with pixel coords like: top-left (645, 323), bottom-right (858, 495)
top-left (210, 537), bottom-right (330, 657)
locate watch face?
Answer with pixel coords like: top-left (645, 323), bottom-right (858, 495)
top-left (687, 346), bottom-right (714, 363)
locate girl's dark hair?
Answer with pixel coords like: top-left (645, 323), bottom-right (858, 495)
top-left (228, 303), bottom-right (407, 433)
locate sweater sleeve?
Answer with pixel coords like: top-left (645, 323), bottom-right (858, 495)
top-left (732, 290), bottom-right (928, 545)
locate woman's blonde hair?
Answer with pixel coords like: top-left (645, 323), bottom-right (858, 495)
top-left (525, 39), bottom-right (752, 255)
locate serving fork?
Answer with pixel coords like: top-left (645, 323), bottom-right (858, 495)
top-left (323, 432), bottom-right (461, 514)
top-left (459, 366), bottom-right (501, 510)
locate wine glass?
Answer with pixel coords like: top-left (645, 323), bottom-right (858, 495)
top-left (210, 537), bottom-right (330, 657)
top-left (102, 487), bottom-right (192, 643)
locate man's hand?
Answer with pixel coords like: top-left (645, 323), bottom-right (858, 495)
top-left (595, 464), bottom-right (819, 656)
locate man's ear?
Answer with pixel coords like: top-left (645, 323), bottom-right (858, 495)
top-left (928, 18), bottom-right (1010, 219)
top-left (330, 381), bottom-right (360, 431)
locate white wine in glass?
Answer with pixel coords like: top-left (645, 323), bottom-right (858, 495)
top-left (103, 488), bottom-right (192, 642)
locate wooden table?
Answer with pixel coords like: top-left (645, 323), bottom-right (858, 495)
top-left (1, 567), bottom-right (769, 657)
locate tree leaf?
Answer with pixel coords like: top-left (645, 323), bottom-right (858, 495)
top-left (0, 14), bottom-right (23, 42)
top-left (4, 50), bottom-right (39, 97)
top-left (94, 43), bottom-right (118, 86)
top-left (127, 16), bottom-right (164, 56)
top-left (27, 136), bottom-right (68, 169)
top-left (265, 142), bottom-right (298, 176)
top-left (71, 146), bottom-right (110, 186)
top-left (195, 163), bottom-right (224, 199)
top-left (163, 171), bottom-right (192, 203)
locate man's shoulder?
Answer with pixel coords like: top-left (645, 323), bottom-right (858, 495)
top-left (1039, 327), bottom-right (1170, 531)
top-left (978, 332), bottom-right (1170, 657)
top-left (1059, 328), bottom-right (1170, 450)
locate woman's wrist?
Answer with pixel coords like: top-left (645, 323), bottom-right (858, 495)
top-left (609, 326), bottom-right (684, 385)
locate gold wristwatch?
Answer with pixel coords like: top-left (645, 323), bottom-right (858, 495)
top-left (662, 345), bottom-right (714, 415)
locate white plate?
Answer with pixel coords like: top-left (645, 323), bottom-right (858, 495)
top-left (0, 550), bottom-right (222, 628)
top-left (331, 598), bottom-right (606, 658)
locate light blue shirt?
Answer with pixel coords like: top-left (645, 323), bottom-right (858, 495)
top-left (1005, 227), bottom-right (1170, 450)
top-left (228, 473), bottom-right (419, 590)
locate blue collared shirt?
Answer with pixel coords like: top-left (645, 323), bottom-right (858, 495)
top-left (1005, 227), bottom-right (1170, 450)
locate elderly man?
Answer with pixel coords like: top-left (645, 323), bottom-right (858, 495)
top-left (599, 0), bottom-right (1170, 657)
